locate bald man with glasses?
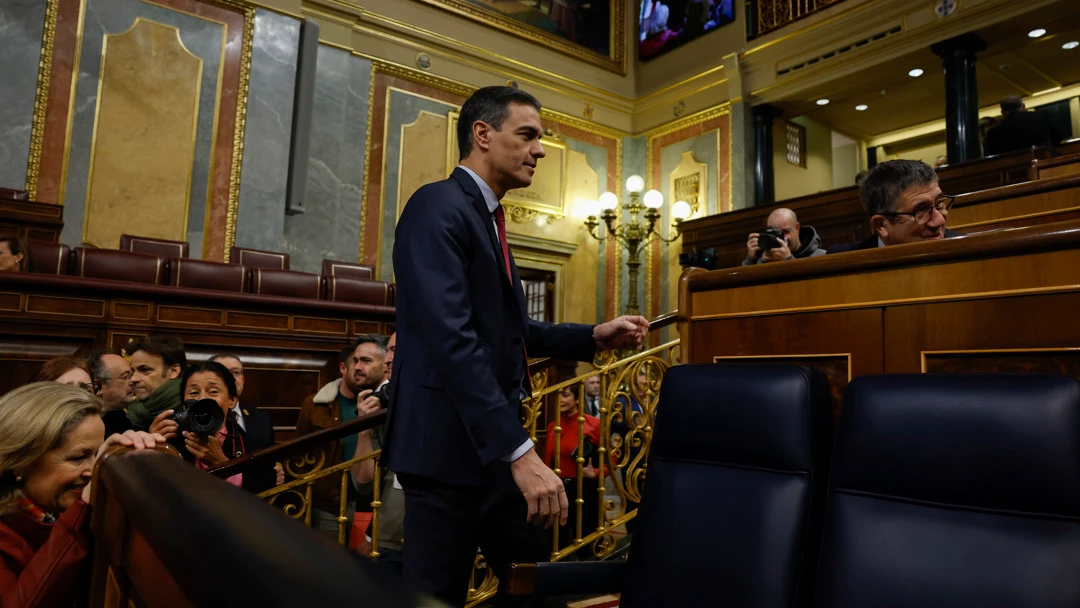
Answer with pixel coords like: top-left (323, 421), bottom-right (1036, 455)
top-left (828, 159), bottom-right (959, 254)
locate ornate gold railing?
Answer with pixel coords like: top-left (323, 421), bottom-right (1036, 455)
top-left (748, 0), bottom-right (846, 39)
top-left (211, 312), bottom-right (679, 606)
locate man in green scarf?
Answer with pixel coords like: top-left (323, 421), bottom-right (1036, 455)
top-left (124, 336), bottom-right (187, 431)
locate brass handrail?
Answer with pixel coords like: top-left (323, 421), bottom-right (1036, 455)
top-left (209, 409), bottom-right (386, 479)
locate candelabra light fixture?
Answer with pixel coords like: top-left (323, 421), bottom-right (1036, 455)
top-left (580, 175), bottom-right (692, 315)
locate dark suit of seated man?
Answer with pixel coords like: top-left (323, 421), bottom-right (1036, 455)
top-left (828, 159), bottom-right (959, 254)
top-left (983, 94), bottom-right (1062, 157)
top-left (387, 85), bottom-right (649, 607)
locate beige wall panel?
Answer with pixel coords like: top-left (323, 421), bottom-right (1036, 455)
top-left (774, 115), bottom-right (833, 202)
top-left (397, 111), bottom-right (449, 218)
top-left (509, 149), bottom-right (599, 325)
top-left (83, 18), bottom-right (201, 248)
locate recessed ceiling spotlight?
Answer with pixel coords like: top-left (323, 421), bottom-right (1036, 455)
top-left (908, 68), bottom-right (924, 78)
top-left (816, 98), bottom-right (830, 106)
top-left (1064, 41), bottom-right (1080, 50)
top-left (1028, 28), bottom-right (1047, 38)
top-left (855, 104), bottom-right (869, 111)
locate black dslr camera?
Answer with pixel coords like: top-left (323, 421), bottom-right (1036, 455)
top-left (757, 227), bottom-right (786, 252)
top-left (678, 247), bottom-right (717, 270)
top-left (172, 398), bottom-right (225, 436)
top-left (371, 383), bottom-right (391, 410)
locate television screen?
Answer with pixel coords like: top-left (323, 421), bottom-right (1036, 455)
top-left (639, 0), bottom-right (735, 61)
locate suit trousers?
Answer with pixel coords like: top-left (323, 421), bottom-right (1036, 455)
top-left (398, 471), bottom-right (549, 607)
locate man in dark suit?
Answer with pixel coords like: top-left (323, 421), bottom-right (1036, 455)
top-left (388, 86), bottom-right (649, 607)
top-left (828, 159), bottom-right (959, 254)
top-left (983, 95), bottom-right (1062, 156)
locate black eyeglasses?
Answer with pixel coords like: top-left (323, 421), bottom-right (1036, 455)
top-left (881, 195), bottom-right (955, 224)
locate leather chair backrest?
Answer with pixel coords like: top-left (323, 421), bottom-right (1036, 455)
top-left (26, 239), bottom-right (71, 275)
top-left (0, 188), bottom-right (28, 201)
top-left (231, 247), bottom-right (289, 270)
top-left (621, 364), bottom-right (832, 608)
top-left (815, 374), bottom-right (1080, 607)
top-left (169, 258), bottom-right (247, 292)
top-left (321, 259), bottom-right (374, 280)
top-left (249, 268), bottom-right (322, 300)
top-left (324, 276), bottom-right (393, 306)
top-left (74, 247), bottom-right (165, 285)
top-left (119, 234), bottom-right (190, 259)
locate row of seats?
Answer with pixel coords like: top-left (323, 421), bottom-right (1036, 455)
top-left (518, 366), bottom-right (1080, 607)
top-left (25, 238), bottom-right (391, 306)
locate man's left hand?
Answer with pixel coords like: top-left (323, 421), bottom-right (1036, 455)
top-left (356, 389), bottom-right (383, 417)
top-left (761, 241), bottom-right (792, 263)
top-left (594, 315), bottom-right (650, 351)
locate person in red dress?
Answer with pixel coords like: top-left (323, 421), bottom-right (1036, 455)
top-left (0, 382), bottom-right (163, 608)
top-left (545, 384), bottom-right (602, 551)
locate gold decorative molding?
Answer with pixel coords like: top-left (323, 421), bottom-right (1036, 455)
top-left (412, 0), bottom-right (625, 74)
top-left (221, 0), bottom-right (256, 262)
top-left (25, 0), bottom-right (61, 197)
top-left (505, 232), bottom-right (579, 257)
top-left (358, 65), bottom-right (377, 264)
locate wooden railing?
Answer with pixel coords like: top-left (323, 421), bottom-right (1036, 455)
top-left (90, 445), bottom-right (438, 607)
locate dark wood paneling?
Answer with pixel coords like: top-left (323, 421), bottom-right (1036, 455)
top-left (690, 309), bottom-right (883, 420)
top-left (0, 198), bottom-right (64, 242)
top-left (0, 274), bottom-right (394, 438)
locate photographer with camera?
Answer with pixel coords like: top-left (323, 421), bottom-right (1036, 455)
top-left (743, 208), bottom-right (826, 266)
top-left (544, 384), bottom-right (602, 550)
top-left (296, 334), bottom-right (388, 542)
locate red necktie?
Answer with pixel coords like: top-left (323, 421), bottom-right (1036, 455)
top-left (494, 205), bottom-right (532, 393)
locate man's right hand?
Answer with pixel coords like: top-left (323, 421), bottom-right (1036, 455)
top-left (510, 448), bottom-right (568, 528)
top-left (746, 233), bottom-right (761, 261)
top-left (149, 409), bottom-right (177, 441)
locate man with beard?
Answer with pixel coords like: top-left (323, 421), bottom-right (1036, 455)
top-left (297, 334), bottom-right (387, 541)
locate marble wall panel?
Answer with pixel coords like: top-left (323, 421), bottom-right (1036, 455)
top-left (283, 46), bottom-right (370, 274)
top-left (0, 0), bottom-right (47, 190)
top-left (235, 9), bottom-right (300, 253)
top-left (377, 87), bottom-right (458, 280)
top-left (60, 0), bottom-right (224, 252)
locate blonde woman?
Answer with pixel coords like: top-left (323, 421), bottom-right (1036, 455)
top-left (0, 382), bottom-right (163, 606)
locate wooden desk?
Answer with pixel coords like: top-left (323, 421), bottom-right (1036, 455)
top-left (679, 220), bottom-right (1080, 419)
top-left (0, 198), bottom-right (63, 242)
top-left (949, 174), bottom-right (1080, 233)
top-left (1031, 153), bottom-right (1080, 180)
top-left (0, 273), bottom-right (395, 439)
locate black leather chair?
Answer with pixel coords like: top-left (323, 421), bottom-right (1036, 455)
top-left (119, 234), bottom-right (189, 259)
top-left (815, 373), bottom-right (1080, 607)
top-left (509, 364), bottom-right (833, 608)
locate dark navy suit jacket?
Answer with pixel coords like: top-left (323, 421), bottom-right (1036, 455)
top-left (386, 168), bottom-right (596, 486)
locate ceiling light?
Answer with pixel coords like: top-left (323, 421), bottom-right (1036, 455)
top-left (855, 104), bottom-right (868, 111)
top-left (816, 98), bottom-right (830, 106)
top-left (908, 68), bottom-right (924, 78)
top-left (1064, 41), bottom-right (1080, 50)
top-left (1028, 28), bottom-right (1047, 38)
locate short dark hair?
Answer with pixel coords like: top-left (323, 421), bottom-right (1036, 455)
top-left (338, 334), bottom-right (388, 365)
top-left (0, 236), bottom-right (28, 272)
top-left (859, 159), bottom-right (938, 216)
top-left (125, 335), bottom-right (187, 370)
top-left (33, 355), bottom-right (90, 383)
top-left (1000, 95), bottom-right (1023, 112)
top-left (457, 86), bottom-right (542, 160)
top-left (181, 360), bottom-right (238, 400)
top-left (86, 349), bottom-right (119, 382)
top-left (208, 353), bottom-right (243, 368)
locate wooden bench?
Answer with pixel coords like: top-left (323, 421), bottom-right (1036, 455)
top-left (1030, 152), bottom-right (1080, 180)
